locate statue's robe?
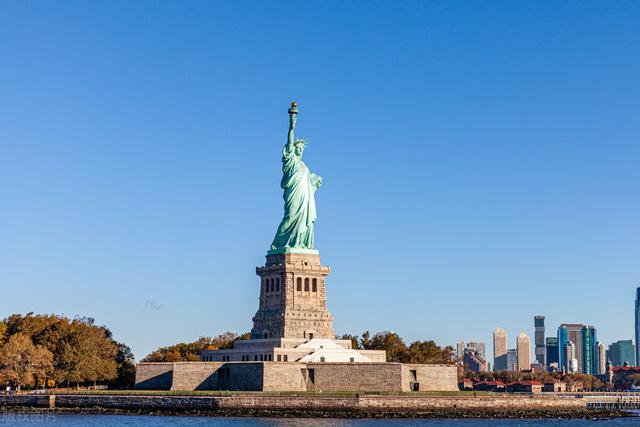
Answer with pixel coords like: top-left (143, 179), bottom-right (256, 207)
top-left (271, 144), bottom-right (320, 250)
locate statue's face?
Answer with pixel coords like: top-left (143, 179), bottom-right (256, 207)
top-left (295, 144), bottom-right (304, 157)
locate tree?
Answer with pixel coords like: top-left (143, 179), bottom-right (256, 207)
top-left (1, 313), bottom-right (131, 389)
top-left (142, 332), bottom-right (247, 362)
top-left (406, 340), bottom-right (454, 364)
top-left (363, 332), bottom-right (408, 362)
top-left (0, 333), bottom-right (53, 390)
top-left (78, 323), bottom-right (118, 387)
top-left (627, 374), bottom-right (640, 387)
top-left (0, 322), bottom-right (7, 346)
top-left (55, 318), bottom-right (118, 388)
top-left (360, 331), bottom-right (372, 349)
top-left (110, 342), bottom-right (136, 389)
top-left (562, 373), bottom-right (604, 391)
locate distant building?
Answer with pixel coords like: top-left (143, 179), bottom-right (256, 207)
top-left (530, 361), bottom-right (546, 373)
top-left (534, 316), bottom-right (546, 366)
top-left (558, 324), bottom-right (598, 374)
top-left (609, 340), bottom-right (636, 367)
top-left (463, 349), bottom-right (489, 372)
top-left (506, 349), bottom-right (518, 371)
top-left (466, 341), bottom-right (486, 359)
top-left (582, 326), bottom-right (597, 374)
top-left (596, 342), bottom-right (606, 375)
top-left (456, 341), bottom-right (465, 360)
top-left (474, 380), bottom-right (506, 392)
top-left (546, 337), bottom-right (559, 368)
top-left (636, 288), bottom-right (640, 366)
top-left (517, 332), bottom-right (531, 371)
top-left (506, 380), bottom-right (543, 394)
top-left (543, 381), bottom-right (567, 392)
top-left (558, 324), bottom-right (583, 373)
top-left (493, 328), bottom-right (507, 371)
top-left (611, 366), bottom-right (640, 389)
top-left (564, 341), bottom-right (577, 373)
top-left (569, 357), bottom-right (579, 373)
top-left (458, 378), bottom-right (473, 391)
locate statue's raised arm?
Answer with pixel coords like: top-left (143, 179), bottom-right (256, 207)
top-left (269, 102), bottom-right (320, 254)
top-left (285, 102), bottom-right (298, 155)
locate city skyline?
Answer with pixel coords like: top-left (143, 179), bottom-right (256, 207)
top-left (1, 1), bottom-right (639, 361)
top-left (478, 310), bottom-right (639, 372)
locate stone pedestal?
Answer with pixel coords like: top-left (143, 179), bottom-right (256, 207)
top-left (251, 252), bottom-right (335, 340)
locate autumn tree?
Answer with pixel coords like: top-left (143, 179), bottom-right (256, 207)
top-left (55, 319), bottom-right (118, 388)
top-left (562, 373), bottom-right (604, 391)
top-left (623, 373), bottom-right (640, 388)
top-left (142, 332), bottom-right (247, 362)
top-left (78, 323), bottom-right (118, 387)
top-left (2, 313), bottom-right (130, 389)
top-left (0, 322), bottom-right (7, 346)
top-left (406, 340), bottom-right (454, 364)
top-left (0, 333), bottom-right (53, 390)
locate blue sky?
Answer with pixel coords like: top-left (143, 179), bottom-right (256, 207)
top-left (1, 1), bottom-right (639, 361)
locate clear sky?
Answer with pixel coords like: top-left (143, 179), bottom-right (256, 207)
top-left (1, 1), bottom-right (639, 362)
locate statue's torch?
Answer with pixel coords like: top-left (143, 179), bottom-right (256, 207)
top-left (288, 101), bottom-right (299, 116)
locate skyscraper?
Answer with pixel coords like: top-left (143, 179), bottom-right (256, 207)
top-left (534, 315), bottom-right (546, 366)
top-left (506, 349), bottom-right (518, 371)
top-left (546, 337), bottom-right (559, 369)
top-left (517, 332), bottom-right (531, 371)
top-left (565, 341), bottom-right (577, 373)
top-left (609, 340), bottom-right (636, 366)
top-left (582, 325), bottom-right (597, 374)
top-left (558, 324), bottom-right (585, 373)
top-left (463, 348), bottom-right (489, 372)
top-left (596, 342), bottom-right (606, 375)
top-left (466, 341), bottom-right (486, 359)
top-left (493, 328), bottom-right (507, 371)
top-left (456, 341), bottom-right (465, 360)
top-left (636, 287), bottom-right (640, 366)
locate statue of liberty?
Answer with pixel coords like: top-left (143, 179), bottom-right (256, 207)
top-left (270, 102), bottom-right (322, 254)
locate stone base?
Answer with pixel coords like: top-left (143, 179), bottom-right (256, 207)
top-left (135, 361), bottom-right (459, 392)
top-left (267, 247), bottom-right (319, 255)
top-left (252, 252), bottom-right (334, 340)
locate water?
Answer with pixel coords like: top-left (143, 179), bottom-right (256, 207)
top-left (0, 416), bottom-right (638, 426)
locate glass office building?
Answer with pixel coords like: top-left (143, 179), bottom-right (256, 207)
top-left (609, 340), bottom-right (636, 366)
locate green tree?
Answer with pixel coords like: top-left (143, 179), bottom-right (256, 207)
top-left (364, 332), bottom-right (408, 362)
top-left (360, 331), bottom-right (372, 349)
top-left (110, 342), bottom-right (136, 389)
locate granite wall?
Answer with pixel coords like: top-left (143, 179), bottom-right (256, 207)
top-left (0, 393), bottom-right (593, 417)
top-left (135, 362), bottom-right (458, 392)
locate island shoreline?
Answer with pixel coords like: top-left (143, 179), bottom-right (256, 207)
top-left (0, 394), bottom-right (630, 419)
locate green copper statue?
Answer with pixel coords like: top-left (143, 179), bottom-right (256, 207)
top-left (270, 102), bottom-right (322, 254)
